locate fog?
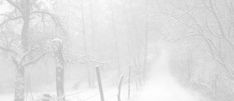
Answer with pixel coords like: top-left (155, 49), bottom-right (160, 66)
top-left (137, 45), bottom-right (202, 101)
top-left (0, 0), bottom-right (234, 101)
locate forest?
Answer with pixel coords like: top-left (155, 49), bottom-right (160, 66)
top-left (0, 0), bottom-right (234, 101)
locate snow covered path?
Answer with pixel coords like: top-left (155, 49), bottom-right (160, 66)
top-left (133, 49), bottom-right (204, 101)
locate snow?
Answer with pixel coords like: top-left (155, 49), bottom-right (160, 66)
top-left (132, 48), bottom-right (205, 101)
top-left (0, 94), bottom-right (13, 101)
top-left (0, 46), bottom-right (206, 101)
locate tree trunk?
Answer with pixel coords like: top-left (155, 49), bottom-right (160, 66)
top-left (109, 0), bottom-right (121, 76)
top-left (56, 65), bottom-right (65, 101)
top-left (14, 65), bottom-right (25, 101)
top-left (80, 0), bottom-right (95, 88)
top-left (54, 42), bottom-right (65, 101)
top-left (15, 0), bottom-right (30, 101)
top-left (143, 0), bottom-right (149, 81)
top-left (21, 0), bottom-right (30, 50)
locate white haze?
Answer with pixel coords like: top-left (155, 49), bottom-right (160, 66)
top-left (0, 0), bottom-right (233, 101)
top-left (134, 44), bottom-right (205, 101)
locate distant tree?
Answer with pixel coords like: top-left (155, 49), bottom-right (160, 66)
top-left (162, 0), bottom-right (234, 100)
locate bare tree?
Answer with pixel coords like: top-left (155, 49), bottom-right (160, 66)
top-left (162, 0), bottom-right (234, 100)
top-left (0, 1), bottom-right (65, 101)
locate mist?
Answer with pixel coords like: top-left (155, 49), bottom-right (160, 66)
top-left (0, 0), bottom-right (234, 101)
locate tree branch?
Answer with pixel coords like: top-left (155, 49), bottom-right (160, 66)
top-left (31, 11), bottom-right (67, 35)
top-left (23, 52), bottom-right (47, 67)
top-left (19, 48), bottom-right (34, 65)
top-left (5, 0), bottom-right (22, 13)
top-left (11, 56), bottom-right (19, 67)
top-left (0, 45), bottom-right (17, 55)
top-left (0, 16), bottom-right (22, 27)
top-left (204, 18), bottom-right (222, 39)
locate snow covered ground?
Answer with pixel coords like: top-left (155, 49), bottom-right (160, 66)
top-left (0, 47), bottom-right (207, 101)
top-left (131, 47), bottom-right (206, 101)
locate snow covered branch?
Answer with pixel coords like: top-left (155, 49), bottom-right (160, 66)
top-left (23, 52), bottom-right (47, 67)
top-left (5, 0), bottom-right (22, 12)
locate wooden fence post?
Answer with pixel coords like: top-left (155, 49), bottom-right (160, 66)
top-left (118, 75), bottom-right (124, 101)
top-left (96, 66), bottom-right (105, 101)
